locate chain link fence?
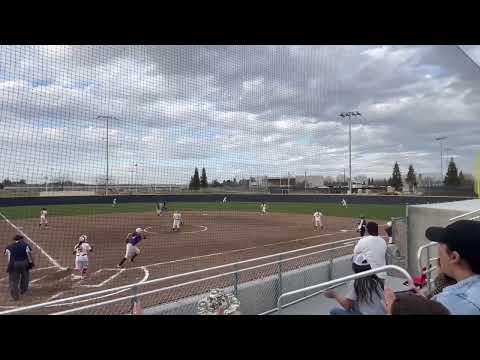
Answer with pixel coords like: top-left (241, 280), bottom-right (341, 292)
top-left (1, 240), bottom-right (360, 315)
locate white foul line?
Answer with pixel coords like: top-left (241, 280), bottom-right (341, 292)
top-left (103, 229), bottom-right (356, 272)
top-left (0, 212), bottom-right (64, 270)
top-left (46, 266), bottom-right (150, 307)
top-left (81, 269), bottom-right (126, 288)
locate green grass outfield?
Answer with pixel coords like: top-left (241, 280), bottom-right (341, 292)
top-left (0, 202), bottom-right (406, 221)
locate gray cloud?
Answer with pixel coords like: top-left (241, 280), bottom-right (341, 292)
top-left (1, 45), bottom-right (480, 184)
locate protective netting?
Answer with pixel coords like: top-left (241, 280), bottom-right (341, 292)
top-left (2, 45), bottom-right (479, 314)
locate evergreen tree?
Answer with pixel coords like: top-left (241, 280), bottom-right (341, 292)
top-left (459, 170), bottom-right (465, 185)
top-left (444, 158), bottom-right (460, 186)
top-left (390, 162), bottom-right (403, 191)
top-left (200, 168), bottom-right (208, 188)
top-left (405, 164), bottom-right (417, 191)
top-left (189, 168), bottom-right (201, 190)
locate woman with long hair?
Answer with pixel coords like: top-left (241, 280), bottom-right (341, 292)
top-left (324, 254), bottom-right (386, 315)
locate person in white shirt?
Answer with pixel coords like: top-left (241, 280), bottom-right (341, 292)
top-left (73, 234), bottom-right (93, 279)
top-left (353, 222), bottom-right (387, 278)
top-left (222, 196), bottom-right (228, 204)
top-left (39, 208), bottom-right (48, 228)
top-left (313, 210), bottom-right (324, 232)
top-left (172, 211), bottom-right (182, 232)
top-left (341, 199), bottom-right (347, 208)
top-left (113, 198), bottom-right (117, 207)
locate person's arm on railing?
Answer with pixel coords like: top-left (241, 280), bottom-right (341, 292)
top-left (324, 290), bottom-right (353, 310)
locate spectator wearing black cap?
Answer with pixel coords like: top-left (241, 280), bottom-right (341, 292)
top-left (353, 221), bottom-right (387, 278)
top-left (425, 220), bottom-right (480, 315)
top-left (4, 235), bottom-right (34, 301)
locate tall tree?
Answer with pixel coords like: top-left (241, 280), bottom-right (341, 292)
top-left (390, 162), bottom-right (403, 191)
top-left (459, 170), bottom-right (465, 185)
top-left (405, 164), bottom-right (417, 191)
top-left (444, 158), bottom-right (460, 186)
top-left (189, 168), bottom-right (201, 190)
top-left (200, 168), bottom-right (208, 188)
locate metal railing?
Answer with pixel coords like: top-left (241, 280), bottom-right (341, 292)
top-left (276, 265), bottom-right (414, 314)
top-left (449, 208), bottom-right (480, 222)
top-left (417, 242), bottom-right (439, 293)
top-left (0, 236), bottom-right (360, 315)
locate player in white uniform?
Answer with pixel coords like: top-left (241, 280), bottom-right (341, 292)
top-left (222, 196), bottom-right (228, 204)
top-left (113, 198), bottom-right (117, 207)
top-left (172, 211), bottom-right (182, 232)
top-left (39, 208), bottom-right (48, 228)
top-left (260, 202), bottom-right (267, 215)
top-left (313, 210), bottom-right (324, 231)
top-left (73, 234), bottom-right (93, 279)
top-left (341, 199), bottom-right (347, 208)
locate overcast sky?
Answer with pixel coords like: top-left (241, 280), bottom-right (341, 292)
top-left (0, 45), bottom-right (479, 185)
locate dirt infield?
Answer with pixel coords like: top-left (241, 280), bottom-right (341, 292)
top-left (0, 210), bottom-right (373, 314)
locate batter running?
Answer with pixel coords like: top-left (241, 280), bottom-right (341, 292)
top-left (117, 228), bottom-right (146, 268)
top-left (172, 211), bottom-right (182, 232)
top-left (73, 235), bottom-right (93, 279)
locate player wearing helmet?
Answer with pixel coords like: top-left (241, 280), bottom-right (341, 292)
top-left (73, 234), bottom-right (93, 279)
top-left (117, 228), bottom-right (146, 268)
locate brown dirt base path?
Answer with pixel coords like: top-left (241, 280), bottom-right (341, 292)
top-left (0, 211), bottom-right (380, 314)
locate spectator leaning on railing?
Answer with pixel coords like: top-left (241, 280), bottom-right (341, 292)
top-left (425, 220), bottom-right (480, 315)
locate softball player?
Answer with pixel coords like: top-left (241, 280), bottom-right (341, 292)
top-left (341, 199), bottom-right (348, 208)
top-left (260, 202), bottom-right (267, 215)
top-left (73, 235), bottom-right (93, 279)
top-left (113, 198), bottom-right (117, 207)
top-left (117, 228), bottom-right (146, 268)
top-left (385, 220), bottom-right (393, 244)
top-left (222, 196), bottom-right (227, 204)
top-left (172, 211), bottom-right (182, 232)
top-left (313, 210), bottom-right (324, 231)
top-left (357, 215), bottom-right (367, 236)
top-left (39, 208), bottom-right (48, 228)
top-left (156, 202), bottom-right (161, 216)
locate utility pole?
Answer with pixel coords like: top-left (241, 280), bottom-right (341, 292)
top-left (339, 111), bottom-right (362, 194)
top-left (435, 136), bottom-right (448, 183)
top-left (304, 170), bottom-right (307, 192)
top-left (97, 115), bottom-right (118, 196)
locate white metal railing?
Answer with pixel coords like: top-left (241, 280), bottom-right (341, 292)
top-left (0, 236), bottom-right (360, 315)
top-left (417, 242), bottom-right (439, 293)
top-left (449, 208), bottom-right (480, 222)
top-left (276, 265), bottom-right (414, 314)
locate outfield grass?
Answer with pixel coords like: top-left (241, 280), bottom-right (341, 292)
top-left (0, 202), bottom-right (406, 221)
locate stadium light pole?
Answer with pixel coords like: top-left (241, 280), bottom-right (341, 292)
top-left (435, 136), bottom-right (448, 183)
top-left (97, 115), bottom-right (118, 196)
top-left (339, 111), bottom-right (362, 194)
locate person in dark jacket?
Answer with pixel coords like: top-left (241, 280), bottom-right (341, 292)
top-left (4, 235), bottom-right (35, 301)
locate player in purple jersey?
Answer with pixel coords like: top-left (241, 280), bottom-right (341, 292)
top-left (117, 228), bottom-right (147, 268)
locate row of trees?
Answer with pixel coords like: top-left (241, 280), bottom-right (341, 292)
top-left (388, 158), bottom-right (468, 191)
top-left (188, 168), bottom-right (251, 190)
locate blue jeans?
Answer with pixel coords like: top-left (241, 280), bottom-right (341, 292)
top-left (330, 307), bottom-right (363, 315)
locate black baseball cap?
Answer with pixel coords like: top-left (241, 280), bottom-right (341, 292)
top-left (425, 220), bottom-right (480, 268)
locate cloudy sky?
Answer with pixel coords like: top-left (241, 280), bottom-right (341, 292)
top-left (0, 45), bottom-right (479, 185)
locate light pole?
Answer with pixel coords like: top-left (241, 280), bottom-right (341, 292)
top-left (435, 136), bottom-right (448, 183)
top-left (339, 111), bottom-right (362, 194)
top-left (97, 115), bottom-right (118, 196)
top-left (135, 164), bottom-right (138, 194)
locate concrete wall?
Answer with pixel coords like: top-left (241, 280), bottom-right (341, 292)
top-left (144, 255), bottom-right (353, 315)
top-left (406, 199), bottom-right (480, 276)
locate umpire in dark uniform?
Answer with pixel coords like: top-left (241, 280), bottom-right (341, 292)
top-left (4, 235), bottom-right (34, 301)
